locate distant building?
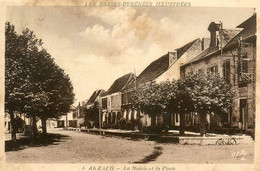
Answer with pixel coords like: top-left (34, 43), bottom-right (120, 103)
top-left (101, 73), bottom-right (136, 127)
top-left (84, 89), bottom-right (105, 128)
top-left (56, 111), bottom-right (73, 128)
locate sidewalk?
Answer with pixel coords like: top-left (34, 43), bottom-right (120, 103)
top-left (63, 127), bottom-right (254, 145)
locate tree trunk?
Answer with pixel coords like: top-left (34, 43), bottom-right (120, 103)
top-left (41, 116), bottom-right (47, 135)
top-left (179, 112), bottom-right (186, 135)
top-left (65, 114), bottom-right (68, 127)
top-left (151, 114), bottom-right (156, 127)
top-left (32, 115), bottom-right (37, 142)
top-left (9, 110), bottom-right (16, 143)
top-left (199, 110), bottom-right (207, 136)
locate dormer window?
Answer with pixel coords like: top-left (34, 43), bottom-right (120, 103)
top-left (168, 51), bottom-right (177, 67)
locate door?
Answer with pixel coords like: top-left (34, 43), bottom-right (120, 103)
top-left (239, 99), bottom-right (247, 130)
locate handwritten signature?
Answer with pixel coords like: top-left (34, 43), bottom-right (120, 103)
top-left (231, 150), bottom-right (247, 160)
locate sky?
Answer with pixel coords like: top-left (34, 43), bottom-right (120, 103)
top-left (6, 6), bottom-right (254, 105)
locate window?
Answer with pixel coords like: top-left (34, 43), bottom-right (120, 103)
top-left (238, 52), bottom-right (248, 87)
top-left (223, 61), bottom-right (230, 83)
top-left (207, 65), bottom-right (218, 74)
top-left (175, 113), bottom-right (179, 123)
top-left (239, 99), bottom-right (247, 128)
top-left (198, 69), bottom-right (204, 74)
top-left (102, 98), bottom-right (107, 109)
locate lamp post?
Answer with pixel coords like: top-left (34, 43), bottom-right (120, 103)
top-left (99, 97), bottom-right (102, 136)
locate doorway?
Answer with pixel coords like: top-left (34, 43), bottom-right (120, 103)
top-left (239, 99), bottom-right (247, 130)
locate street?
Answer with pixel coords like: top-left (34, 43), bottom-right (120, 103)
top-left (5, 129), bottom-right (254, 163)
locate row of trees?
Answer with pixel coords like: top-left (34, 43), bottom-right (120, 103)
top-left (131, 72), bottom-right (234, 136)
top-left (5, 22), bottom-right (75, 142)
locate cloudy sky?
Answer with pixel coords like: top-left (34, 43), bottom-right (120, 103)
top-left (6, 7), bottom-right (254, 104)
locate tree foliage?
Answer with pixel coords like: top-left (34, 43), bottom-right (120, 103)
top-left (83, 101), bottom-right (100, 127)
top-left (131, 72), bottom-right (234, 135)
top-left (5, 22), bottom-right (75, 139)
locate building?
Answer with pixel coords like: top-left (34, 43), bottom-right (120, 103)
top-left (121, 38), bottom-right (205, 129)
top-left (4, 113), bottom-right (30, 133)
top-left (56, 111), bottom-right (73, 128)
top-left (101, 73), bottom-right (136, 128)
top-left (84, 89), bottom-right (105, 128)
top-left (180, 14), bottom-right (256, 132)
top-left (57, 102), bottom-right (86, 128)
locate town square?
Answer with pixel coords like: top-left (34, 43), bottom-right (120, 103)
top-left (2, 3), bottom-right (257, 170)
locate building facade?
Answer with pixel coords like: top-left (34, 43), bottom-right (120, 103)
top-left (84, 89), bottom-right (104, 128)
top-left (101, 73), bottom-right (136, 128)
top-left (121, 38), bottom-right (205, 129)
top-left (180, 14), bottom-right (256, 132)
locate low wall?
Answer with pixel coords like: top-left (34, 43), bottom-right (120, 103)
top-left (178, 136), bottom-right (252, 145)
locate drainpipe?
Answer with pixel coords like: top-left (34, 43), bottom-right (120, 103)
top-left (219, 21), bottom-right (223, 75)
top-left (99, 97), bottom-right (102, 135)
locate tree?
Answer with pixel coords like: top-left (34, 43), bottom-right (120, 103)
top-left (184, 72), bottom-right (234, 136)
top-left (131, 72), bottom-right (234, 136)
top-left (83, 101), bottom-right (99, 128)
top-left (132, 81), bottom-right (174, 128)
top-left (166, 78), bottom-right (194, 135)
top-left (18, 29), bottom-right (75, 135)
top-left (5, 22), bottom-right (75, 139)
top-left (5, 22), bottom-right (27, 142)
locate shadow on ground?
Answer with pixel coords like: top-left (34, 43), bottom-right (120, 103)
top-left (5, 133), bottom-right (70, 152)
top-left (133, 146), bottom-right (163, 164)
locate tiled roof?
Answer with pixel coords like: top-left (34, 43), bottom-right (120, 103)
top-left (183, 14), bottom-right (256, 67)
top-left (176, 38), bottom-right (200, 58)
top-left (137, 54), bottom-right (169, 85)
top-left (102, 73), bottom-right (136, 96)
top-left (224, 14), bottom-right (256, 49)
top-left (86, 89), bottom-right (104, 105)
top-left (237, 13), bottom-right (256, 28)
top-left (121, 79), bottom-right (136, 91)
top-left (183, 29), bottom-right (241, 66)
top-left (221, 29), bottom-right (241, 44)
top-left (137, 38), bottom-right (199, 85)
top-left (185, 46), bottom-right (219, 64)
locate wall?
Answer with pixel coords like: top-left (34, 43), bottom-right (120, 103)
top-left (156, 39), bottom-right (202, 83)
top-left (181, 39), bottom-right (256, 130)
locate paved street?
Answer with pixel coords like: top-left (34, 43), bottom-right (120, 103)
top-left (5, 129), bottom-right (254, 163)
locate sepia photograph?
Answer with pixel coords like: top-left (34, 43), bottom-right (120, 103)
top-left (1, 1), bottom-right (259, 170)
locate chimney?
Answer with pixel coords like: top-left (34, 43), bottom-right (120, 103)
top-left (208, 22), bottom-right (220, 47)
top-left (201, 38), bottom-right (205, 51)
top-left (168, 51), bottom-right (177, 67)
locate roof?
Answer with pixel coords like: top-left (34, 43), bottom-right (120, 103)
top-left (237, 13), bottom-right (256, 28)
top-left (86, 89), bottom-right (104, 105)
top-left (102, 73), bottom-right (136, 96)
top-left (176, 38), bottom-right (200, 58)
top-left (185, 46), bottom-right (219, 64)
top-left (137, 54), bottom-right (169, 85)
top-left (221, 29), bottom-right (241, 44)
top-left (137, 38), bottom-right (199, 85)
top-left (224, 14), bottom-right (256, 49)
top-left (183, 29), bottom-right (241, 66)
top-left (183, 14), bottom-right (256, 67)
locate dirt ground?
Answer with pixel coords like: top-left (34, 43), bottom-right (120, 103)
top-left (5, 129), bottom-right (254, 164)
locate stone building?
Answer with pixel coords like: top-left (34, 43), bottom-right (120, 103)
top-left (180, 14), bottom-right (256, 132)
top-left (84, 89), bottom-right (105, 128)
top-left (121, 38), bottom-right (205, 129)
top-left (101, 73), bottom-right (136, 127)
